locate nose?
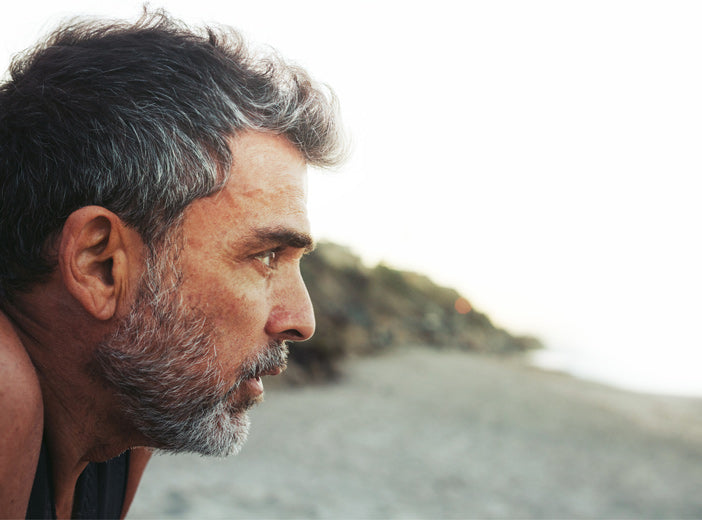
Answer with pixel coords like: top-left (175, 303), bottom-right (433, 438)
top-left (265, 270), bottom-right (316, 342)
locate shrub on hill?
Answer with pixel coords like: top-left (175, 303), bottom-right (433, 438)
top-left (283, 242), bottom-right (541, 384)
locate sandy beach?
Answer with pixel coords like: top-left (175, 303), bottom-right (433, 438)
top-left (129, 347), bottom-right (702, 519)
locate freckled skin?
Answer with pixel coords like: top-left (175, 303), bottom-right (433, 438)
top-left (178, 131), bottom-right (316, 391)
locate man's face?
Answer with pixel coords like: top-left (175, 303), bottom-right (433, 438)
top-left (177, 131), bottom-right (316, 398)
top-left (95, 131), bottom-right (315, 456)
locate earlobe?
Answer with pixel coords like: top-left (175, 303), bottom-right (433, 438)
top-left (59, 207), bottom-right (141, 321)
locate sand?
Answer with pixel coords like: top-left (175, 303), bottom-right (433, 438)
top-left (128, 347), bottom-right (702, 519)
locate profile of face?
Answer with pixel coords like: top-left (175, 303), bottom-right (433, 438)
top-left (94, 132), bottom-right (315, 456)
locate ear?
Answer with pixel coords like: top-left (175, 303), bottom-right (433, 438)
top-left (58, 206), bottom-right (143, 321)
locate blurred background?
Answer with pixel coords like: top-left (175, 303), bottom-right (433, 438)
top-left (3, 2), bottom-right (702, 518)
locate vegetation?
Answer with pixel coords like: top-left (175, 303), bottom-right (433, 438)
top-left (284, 242), bottom-right (542, 384)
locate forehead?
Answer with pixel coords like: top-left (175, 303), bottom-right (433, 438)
top-left (226, 131), bottom-right (307, 197)
top-left (183, 131), bottom-right (309, 244)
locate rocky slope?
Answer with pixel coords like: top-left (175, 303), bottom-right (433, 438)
top-left (284, 242), bottom-right (541, 383)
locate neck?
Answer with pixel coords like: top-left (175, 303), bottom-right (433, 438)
top-left (4, 296), bottom-right (141, 515)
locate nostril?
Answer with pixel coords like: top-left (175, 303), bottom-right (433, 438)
top-left (283, 329), bottom-right (306, 340)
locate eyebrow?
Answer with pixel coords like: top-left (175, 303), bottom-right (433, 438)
top-left (244, 227), bottom-right (316, 253)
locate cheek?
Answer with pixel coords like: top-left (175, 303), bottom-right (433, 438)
top-left (184, 273), bottom-right (271, 359)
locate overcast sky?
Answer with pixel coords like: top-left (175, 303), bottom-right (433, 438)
top-left (3, 1), bottom-right (701, 395)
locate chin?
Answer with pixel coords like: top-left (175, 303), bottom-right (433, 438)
top-left (157, 401), bottom-right (253, 457)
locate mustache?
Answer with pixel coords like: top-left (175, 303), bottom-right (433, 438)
top-left (229, 340), bottom-right (290, 393)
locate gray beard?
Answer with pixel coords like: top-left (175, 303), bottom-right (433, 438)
top-left (93, 247), bottom-right (288, 457)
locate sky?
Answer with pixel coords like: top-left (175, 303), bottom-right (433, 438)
top-left (2, 1), bottom-right (701, 396)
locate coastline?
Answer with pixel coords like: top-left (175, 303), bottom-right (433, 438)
top-left (528, 346), bottom-right (702, 398)
top-left (129, 347), bottom-right (702, 519)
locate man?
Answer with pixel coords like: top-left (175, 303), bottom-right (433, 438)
top-left (0, 10), bottom-right (344, 519)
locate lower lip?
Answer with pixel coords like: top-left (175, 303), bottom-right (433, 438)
top-left (244, 376), bottom-right (264, 396)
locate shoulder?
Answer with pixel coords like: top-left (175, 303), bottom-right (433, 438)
top-left (0, 310), bottom-right (43, 422)
top-left (0, 310), bottom-right (44, 518)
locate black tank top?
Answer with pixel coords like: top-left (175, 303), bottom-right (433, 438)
top-left (25, 440), bottom-right (130, 519)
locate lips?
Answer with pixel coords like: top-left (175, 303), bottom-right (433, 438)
top-left (244, 375), bottom-right (264, 396)
top-left (260, 365), bottom-right (284, 377)
top-left (241, 364), bottom-right (285, 398)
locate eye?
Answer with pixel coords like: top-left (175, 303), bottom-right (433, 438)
top-left (256, 250), bottom-right (279, 269)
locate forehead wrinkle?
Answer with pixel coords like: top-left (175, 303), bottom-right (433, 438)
top-left (213, 178), bottom-right (306, 212)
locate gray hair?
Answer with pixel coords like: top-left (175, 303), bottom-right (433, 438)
top-left (0, 9), bottom-right (345, 300)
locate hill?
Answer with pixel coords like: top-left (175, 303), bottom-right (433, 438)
top-left (283, 242), bottom-right (542, 383)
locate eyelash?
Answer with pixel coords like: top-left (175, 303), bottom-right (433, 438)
top-left (255, 249), bottom-right (281, 270)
